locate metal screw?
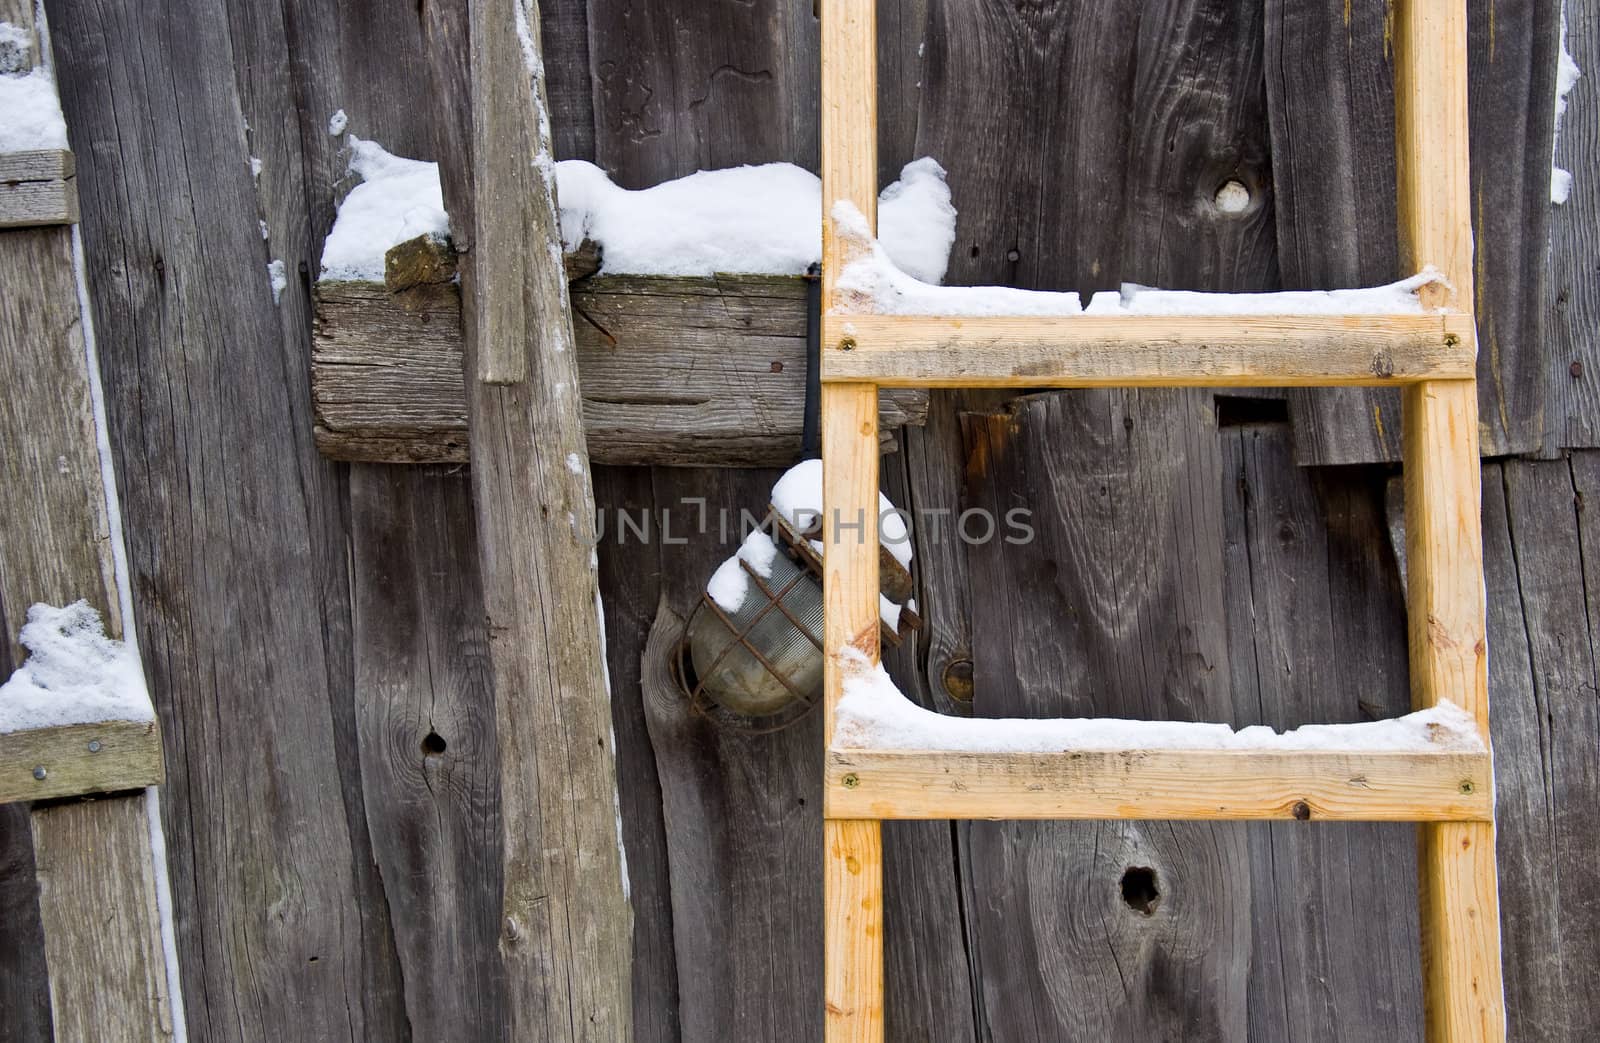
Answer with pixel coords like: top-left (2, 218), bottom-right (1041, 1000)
top-left (1572, 360), bottom-right (1584, 379)
top-left (839, 337), bottom-right (857, 352)
top-left (1291, 800), bottom-right (1311, 820)
top-left (87, 740), bottom-right (102, 753)
top-left (1460, 780), bottom-right (1475, 794)
top-left (32, 766), bottom-right (47, 781)
top-left (1444, 333), bottom-right (1461, 347)
top-left (842, 773), bottom-right (860, 789)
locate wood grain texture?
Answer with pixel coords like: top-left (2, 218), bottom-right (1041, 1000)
top-left (1394, 2), bottom-right (1506, 1036)
top-left (348, 465), bottom-right (507, 1039)
top-left (1481, 454), bottom-right (1600, 1040)
top-left (634, 467), bottom-right (823, 1041)
top-left (1279, 0), bottom-right (1561, 462)
top-left (825, 748), bottom-right (1491, 821)
top-left (825, 818), bottom-right (885, 1042)
top-left (448, 0), bottom-right (633, 1034)
top-left (0, 215), bottom-right (173, 1041)
top-left (1543, 0), bottom-right (1600, 451)
top-left (0, 149), bottom-right (76, 228)
top-left (31, 796), bottom-right (175, 1042)
top-left (310, 275), bottom-right (928, 465)
top-left (1221, 425), bottom-right (1426, 1042)
top-left (960, 392), bottom-right (1251, 1041)
top-left (588, 0), bottom-right (820, 185)
top-left (48, 0), bottom-right (413, 1035)
top-left (0, 720), bottom-right (163, 806)
top-left (0, 801), bottom-right (51, 1043)
top-left (821, 313), bottom-right (1476, 388)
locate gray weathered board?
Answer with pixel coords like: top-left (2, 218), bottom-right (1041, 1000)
top-left (312, 274), bottom-right (928, 466)
top-left (0, 149), bottom-right (78, 228)
top-left (19, 0), bottom-right (1592, 1041)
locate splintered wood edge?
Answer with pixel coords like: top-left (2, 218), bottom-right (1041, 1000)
top-left (823, 746), bottom-right (1493, 821)
top-left (820, 313), bottom-right (1477, 388)
top-left (0, 718), bottom-right (164, 805)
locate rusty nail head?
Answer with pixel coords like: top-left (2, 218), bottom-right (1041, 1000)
top-left (32, 766), bottom-right (47, 781)
top-left (839, 337), bottom-right (857, 352)
top-left (842, 773), bottom-right (860, 789)
top-left (1291, 801), bottom-right (1311, 820)
top-left (1572, 360), bottom-right (1584, 379)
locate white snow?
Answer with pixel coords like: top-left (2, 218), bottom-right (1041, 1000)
top-left (0, 66), bottom-right (67, 152)
top-left (833, 201), bottom-right (1444, 318)
top-left (770, 458), bottom-right (913, 569)
top-left (250, 156), bottom-right (262, 178)
top-left (328, 108), bottom-right (348, 136)
top-left (565, 451), bottom-right (584, 476)
top-left (832, 648), bottom-right (1484, 754)
top-left (555, 157), bottom-right (957, 279)
top-left (1082, 269), bottom-right (1443, 316)
top-left (0, 602), bottom-right (154, 733)
top-left (259, 219), bottom-right (270, 241)
top-left (267, 259), bottom-right (287, 303)
top-left (879, 595), bottom-right (902, 633)
top-left (832, 201), bottom-right (1083, 316)
top-left (1553, 5), bottom-right (1582, 205)
top-left (319, 136), bottom-right (451, 281)
top-left (705, 529), bottom-right (782, 613)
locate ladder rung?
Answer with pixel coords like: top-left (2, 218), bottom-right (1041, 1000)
top-left (820, 313), bottom-right (1477, 388)
top-left (824, 746), bottom-right (1493, 822)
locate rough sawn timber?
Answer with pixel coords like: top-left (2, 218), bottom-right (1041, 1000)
top-left (433, 0), bottom-right (633, 1036)
top-left (311, 274), bottom-right (929, 466)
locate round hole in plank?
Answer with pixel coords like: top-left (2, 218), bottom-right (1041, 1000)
top-left (421, 731), bottom-right (448, 756)
top-left (1120, 865), bottom-right (1161, 916)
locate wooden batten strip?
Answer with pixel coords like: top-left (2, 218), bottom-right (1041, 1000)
top-left (824, 747), bottom-right (1494, 822)
top-left (821, 313), bottom-right (1477, 388)
top-left (0, 720), bottom-right (164, 806)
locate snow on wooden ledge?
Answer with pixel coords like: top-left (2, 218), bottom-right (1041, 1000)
top-left (831, 648), bottom-right (1485, 755)
top-left (0, 601), bottom-right (154, 734)
top-left (829, 200), bottom-right (1449, 319)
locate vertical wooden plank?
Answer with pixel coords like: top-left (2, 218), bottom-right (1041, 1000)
top-left (1221, 424), bottom-right (1423, 1042)
top-left (588, 0), bottom-right (821, 183)
top-left (0, 213), bottom-right (173, 1041)
top-left (1544, 0), bottom-right (1600, 451)
top-left (348, 466), bottom-right (506, 1041)
top-left (432, 0), bottom-right (634, 1035)
top-left (30, 798), bottom-right (175, 1042)
top-left (1394, 1), bottom-right (1505, 1038)
top-left (960, 394), bottom-right (1250, 1040)
top-left (821, 3), bottom-right (883, 1040)
top-left (0, 802), bottom-right (52, 1043)
top-left (46, 0), bottom-right (407, 1034)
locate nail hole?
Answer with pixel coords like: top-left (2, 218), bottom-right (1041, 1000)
top-left (1120, 866), bottom-right (1161, 915)
top-left (421, 731), bottom-right (447, 756)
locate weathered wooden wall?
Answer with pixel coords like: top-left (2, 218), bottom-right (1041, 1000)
top-left (1, 0), bottom-right (1590, 1040)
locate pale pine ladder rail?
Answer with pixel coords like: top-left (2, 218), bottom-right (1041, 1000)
top-left (817, 2), bottom-right (1502, 1041)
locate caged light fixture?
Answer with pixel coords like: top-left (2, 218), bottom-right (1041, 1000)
top-left (671, 266), bottom-right (919, 732)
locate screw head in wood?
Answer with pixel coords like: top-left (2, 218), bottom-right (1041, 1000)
top-left (1459, 780), bottom-right (1475, 794)
top-left (838, 337), bottom-right (857, 352)
top-left (87, 740), bottom-right (102, 753)
top-left (1291, 800), bottom-right (1311, 820)
top-left (842, 773), bottom-right (860, 789)
top-left (32, 766), bottom-right (47, 781)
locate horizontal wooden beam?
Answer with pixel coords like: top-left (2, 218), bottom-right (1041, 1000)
top-left (824, 745), bottom-right (1493, 821)
top-left (312, 275), bottom-right (928, 466)
top-left (821, 312), bottom-right (1477, 388)
top-left (0, 719), bottom-right (164, 805)
top-left (0, 149), bottom-right (77, 228)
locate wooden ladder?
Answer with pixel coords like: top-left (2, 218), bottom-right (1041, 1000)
top-left (818, 2), bottom-right (1503, 1041)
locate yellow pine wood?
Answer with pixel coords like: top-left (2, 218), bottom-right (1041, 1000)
top-left (825, 747), bottom-right (1493, 821)
top-left (821, 2), bottom-right (884, 1040)
top-left (823, 819), bottom-right (884, 1042)
top-left (820, 313), bottom-right (1477, 387)
top-left (1395, 1), bottom-right (1505, 1039)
